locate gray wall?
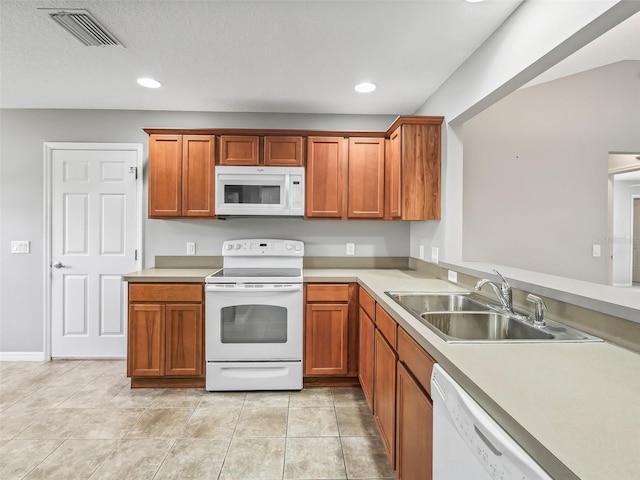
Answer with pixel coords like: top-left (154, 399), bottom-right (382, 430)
top-left (462, 61), bottom-right (640, 284)
top-left (0, 109), bottom-right (407, 353)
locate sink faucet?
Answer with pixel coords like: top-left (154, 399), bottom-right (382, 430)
top-left (475, 270), bottom-right (514, 314)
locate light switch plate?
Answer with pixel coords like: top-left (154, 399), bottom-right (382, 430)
top-left (448, 270), bottom-right (458, 284)
top-left (419, 245), bottom-right (425, 259)
top-left (11, 241), bottom-right (30, 254)
top-left (592, 244), bottom-right (601, 257)
top-left (431, 247), bottom-right (439, 263)
top-left (187, 242), bottom-right (196, 255)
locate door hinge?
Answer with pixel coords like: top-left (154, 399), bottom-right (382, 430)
top-left (134, 249), bottom-right (138, 261)
top-left (128, 166), bottom-right (138, 179)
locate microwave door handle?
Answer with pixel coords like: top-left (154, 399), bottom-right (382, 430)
top-left (283, 175), bottom-right (290, 208)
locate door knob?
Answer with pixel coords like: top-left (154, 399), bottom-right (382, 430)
top-left (52, 261), bottom-right (66, 269)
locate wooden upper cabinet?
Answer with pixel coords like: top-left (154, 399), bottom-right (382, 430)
top-left (306, 137), bottom-right (347, 218)
top-left (348, 138), bottom-right (385, 219)
top-left (388, 121), bottom-right (442, 220)
top-left (149, 135), bottom-right (183, 217)
top-left (264, 136), bottom-right (304, 166)
top-left (182, 135), bottom-right (215, 216)
top-left (219, 135), bottom-right (260, 165)
top-left (148, 134), bottom-right (215, 218)
top-left (386, 129), bottom-right (402, 219)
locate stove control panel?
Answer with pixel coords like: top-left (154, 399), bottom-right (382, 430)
top-left (221, 239), bottom-right (304, 256)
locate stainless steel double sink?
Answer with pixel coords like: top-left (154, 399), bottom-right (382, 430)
top-left (386, 292), bottom-right (602, 343)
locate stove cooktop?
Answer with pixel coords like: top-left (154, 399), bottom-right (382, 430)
top-left (205, 267), bottom-right (303, 284)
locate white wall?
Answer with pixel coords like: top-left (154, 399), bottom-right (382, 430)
top-left (0, 109), bottom-right (405, 353)
top-left (462, 61), bottom-right (640, 284)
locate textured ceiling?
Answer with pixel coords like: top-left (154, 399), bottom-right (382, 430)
top-left (1, 1), bottom-right (637, 115)
top-left (0, 0), bottom-right (524, 114)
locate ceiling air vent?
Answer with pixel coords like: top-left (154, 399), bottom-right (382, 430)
top-left (48, 10), bottom-right (122, 47)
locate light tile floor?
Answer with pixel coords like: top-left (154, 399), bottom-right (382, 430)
top-left (0, 360), bottom-right (395, 480)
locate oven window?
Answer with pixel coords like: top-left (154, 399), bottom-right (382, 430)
top-left (220, 305), bottom-right (287, 343)
top-left (224, 185), bottom-right (281, 205)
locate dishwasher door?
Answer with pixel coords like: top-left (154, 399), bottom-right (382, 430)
top-left (431, 365), bottom-right (552, 480)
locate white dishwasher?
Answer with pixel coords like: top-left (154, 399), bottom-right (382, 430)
top-left (431, 365), bottom-right (553, 480)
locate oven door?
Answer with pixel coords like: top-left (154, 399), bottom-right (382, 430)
top-left (205, 283), bottom-right (303, 361)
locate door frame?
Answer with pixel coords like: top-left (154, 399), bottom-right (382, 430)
top-left (630, 195), bottom-right (640, 284)
top-left (43, 142), bottom-right (144, 361)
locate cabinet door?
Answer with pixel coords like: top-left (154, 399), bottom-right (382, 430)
top-left (386, 128), bottom-right (402, 219)
top-left (348, 138), bottom-right (385, 219)
top-left (165, 304), bottom-right (203, 377)
top-left (396, 362), bottom-right (433, 480)
top-left (264, 136), bottom-right (303, 166)
top-left (374, 329), bottom-right (397, 467)
top-left (358, 307), bottom-right (375, 412)
top-left (304, 303), bottom-right (349, 375)
top-left (182, 135), bottom-right (216, 217)
top-left (306, 137), bottom-right (347, 218)
top-left (219, 135), bottom-right (260, 165)
top-left (400, 124), bottom-right (441, 220)
top-left (149, 135), bottom-right (183, 217)
top-left (128, 304), bottom-right (165, 377)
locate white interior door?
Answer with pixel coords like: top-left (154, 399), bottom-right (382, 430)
top-left (633, 198), bottom-right (640, 283)
top-left (48, 144), bottom-right (141, 358)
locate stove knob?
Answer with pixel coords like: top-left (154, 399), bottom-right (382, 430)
top-left (234, 243), bottom-right (242, 250)
top-left (286, 244), bottom-right (293, 250)
top-left (225, 244), bottom-right (233, 251)
top-left (294, 244), bottom-right (301, 251)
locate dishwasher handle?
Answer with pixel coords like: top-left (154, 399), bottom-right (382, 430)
top-left (474, 425), bottom-right (502, 457)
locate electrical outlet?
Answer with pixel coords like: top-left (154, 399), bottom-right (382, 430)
top-left (448, 270), bottom-right (458, 284)
top-left (431, 247), bottom-right (439, 263)
top-left (187, 242), bottom-right (196, 255)
top-left (592, 244), bottom-right (601, 257)
top-left (419, 245), bottom-right (425, 259)
top-left (346, 243), bottom-right (355, 256)
top-left (11, 241), bottom-right (30, 254)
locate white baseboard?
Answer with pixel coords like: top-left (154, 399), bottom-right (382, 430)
top-left (0, 352), bottom-right (46, 361)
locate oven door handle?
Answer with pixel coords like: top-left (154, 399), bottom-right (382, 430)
top-left (205, 284), bottom-right (303, 293)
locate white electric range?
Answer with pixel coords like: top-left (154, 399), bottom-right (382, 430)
top-left (205, 239), bottom-right (304, 391)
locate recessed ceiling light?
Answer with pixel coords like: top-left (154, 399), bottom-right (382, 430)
top-left (355, 82), bottom-right (376, 93)
top-left (465, 0), bottom-right (485, 3)
top-left (137, 77), bottom-right (162, 88)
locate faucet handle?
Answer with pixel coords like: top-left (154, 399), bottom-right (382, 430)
top-left (493, 269), bottom-right (510, 288)
top-left (526, 294), bottom-right (547, 326)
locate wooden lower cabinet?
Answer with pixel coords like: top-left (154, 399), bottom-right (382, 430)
top-left (304, 302), bottom-right (349, 375)
top-left (304, 283), bottom-right (359, 382)
top-left (396, 361), bottom-right (433, 480)
top-left (127, 283), bottom-right (204, 388)
top-left (358, 307), bottom-right (375, 412)
top-left (374, 329), bottom-right (397, 467)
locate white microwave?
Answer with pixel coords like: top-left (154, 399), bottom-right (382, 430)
top-left (215, 166), bottom-right (305, 216)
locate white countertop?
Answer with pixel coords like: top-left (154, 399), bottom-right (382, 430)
top-left (305, 268), bottom-right (640, 480)
top-left (124, 265), bottom-right (640, 479)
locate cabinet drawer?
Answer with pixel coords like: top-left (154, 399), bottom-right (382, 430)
top-left (375, 304), bottom-right (397, 349)
top-left (397, 327), bottom-right (436, 396)
top-left (359, 287), bottom-right (375, 320)
top-left (129, 283), bottom-right (203, 303)
top-left (306, 284), bottom-right (350, 302)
